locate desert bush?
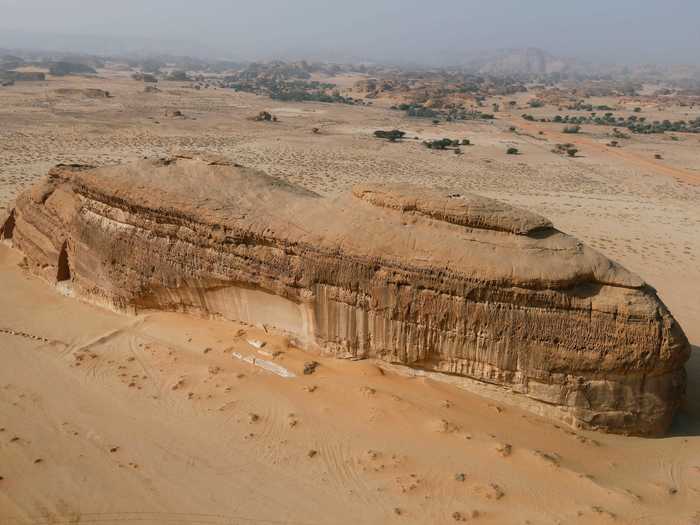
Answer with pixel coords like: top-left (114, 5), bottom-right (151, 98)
top-left (374, 130), bottom-right (406, 142)
top-left (552, 143), bottom-right (575, 155)
top-left (424, 138), bottom-right (464, 150)
top-left (49, 61), bottom-right (97, 76)
top-left (611, 128), bottom-right (630, 139)
top-left (528, 112), bottom-right (699, 135)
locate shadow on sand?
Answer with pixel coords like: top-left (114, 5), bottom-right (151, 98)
top-left (668, 345), bottom-right (700, 437)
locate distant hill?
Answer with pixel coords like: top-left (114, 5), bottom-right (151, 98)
top-left (460, 48), bottom-right (581, 76)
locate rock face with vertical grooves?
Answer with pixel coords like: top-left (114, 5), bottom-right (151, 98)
top-left (4, 154), bottom-right (690, 435)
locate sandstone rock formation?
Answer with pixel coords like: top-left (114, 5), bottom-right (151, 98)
top-left (4, 154), bottom-right (690, 435)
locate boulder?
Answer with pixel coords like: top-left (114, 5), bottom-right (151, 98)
top-left (6, 154), bottom-right (690, 435)
top-left (250, 111), bottom-right (275, 122)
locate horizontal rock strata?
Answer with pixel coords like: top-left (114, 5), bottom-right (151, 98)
top-left (5, 154), bottom-right (690, 435)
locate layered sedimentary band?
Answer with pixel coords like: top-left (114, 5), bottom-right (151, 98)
top-left (4, 153), bottom-right (690, 435)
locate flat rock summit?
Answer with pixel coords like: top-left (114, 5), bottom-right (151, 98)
top-left (2, 153), bottom-right (690, 435)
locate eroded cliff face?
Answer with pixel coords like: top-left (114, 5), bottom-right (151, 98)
top-left (6, 155), bottom-right (691, 435)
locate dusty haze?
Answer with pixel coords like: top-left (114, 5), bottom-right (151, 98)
top-left (1, 3), bottom-right (700, 523)
top-left (1, 0), bottom-right (700, 65)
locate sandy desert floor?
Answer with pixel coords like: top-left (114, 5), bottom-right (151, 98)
top-left (1, 72), bottom-right (699, 524)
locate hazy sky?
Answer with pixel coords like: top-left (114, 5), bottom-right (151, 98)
top-left (1, 0), bottom-right (699, 65)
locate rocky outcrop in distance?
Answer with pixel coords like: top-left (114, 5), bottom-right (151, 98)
top-left (3, 154), bottom-right (690, 435)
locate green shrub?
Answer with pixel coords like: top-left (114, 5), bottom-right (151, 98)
top-left (374, 130), bottom-right (406, 142)
top-left (49, 61), bottom-right (97, 76)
